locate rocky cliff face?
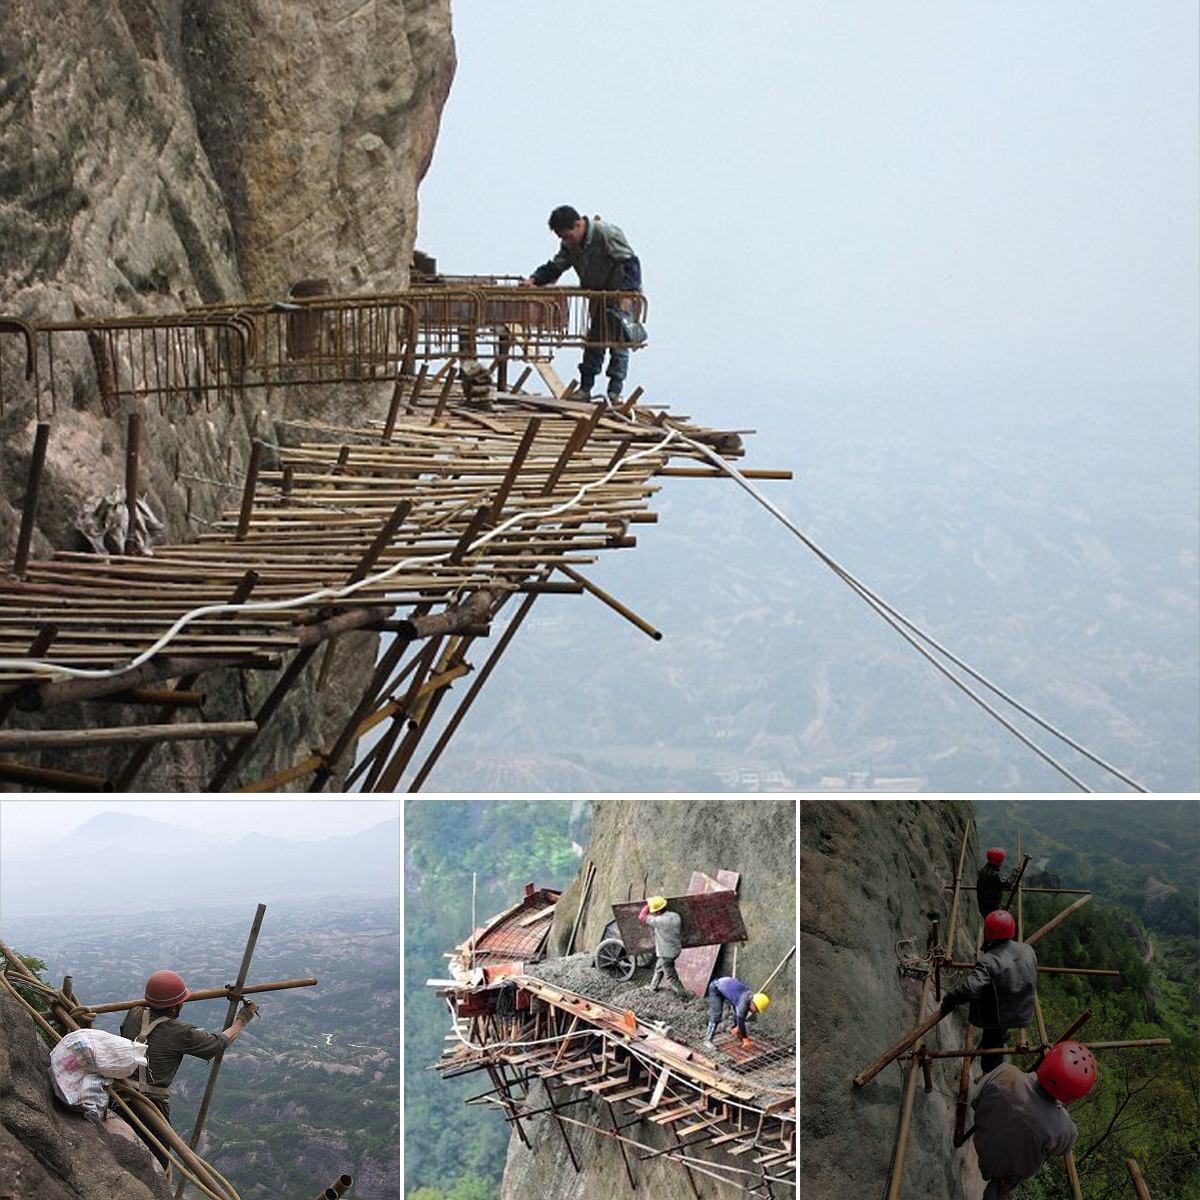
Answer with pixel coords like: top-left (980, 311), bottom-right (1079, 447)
top-left (0, 0), bottom-right (454, 788)
top-left (0, 991), bottom-right (172, 1200)
top-left (500, 796), bottom-right (797, 1200)
top-left (800, 799), bottom-right (986, 1200)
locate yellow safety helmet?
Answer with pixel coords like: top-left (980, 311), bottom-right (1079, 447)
top-left (752, 993), bottom-right (770, 1013)
top-left (647, 895), bottom-right (668, 913)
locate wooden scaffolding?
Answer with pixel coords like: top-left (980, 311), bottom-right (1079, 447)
top-left (0, 283), bottom-right (788, 791)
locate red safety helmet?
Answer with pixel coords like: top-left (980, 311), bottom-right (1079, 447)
top-left (1036, 1041), bottom-right (1096, 1104)
top-left (144, 970), bottom-right (189, 1008)
top-left (986, 847), bottom-right (1006, 866)
top-left (984, 910), bottom-right (1016, 941)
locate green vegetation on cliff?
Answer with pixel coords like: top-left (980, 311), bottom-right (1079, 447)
top-left (403, 799), bottom-right (589, 1200)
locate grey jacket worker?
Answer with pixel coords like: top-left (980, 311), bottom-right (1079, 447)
top-left (530, 216), bottom-right (642, 397)
top-left (643, 910), bottom-right (688, 997)
top-left (973, 1064), bottom-right (1078, 1189)
top-left (943, 939), bottom-right (1038, 1029)
top-left (530, 217), bottom-right (641, 292)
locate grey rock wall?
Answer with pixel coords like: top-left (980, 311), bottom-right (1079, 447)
top-left (0, 991), bottom-right (172, 1200)
top-left (0, 0), bottom-right (454, 789)
top-left (501, 796), bottom-right (797, 1200)
top-left (800, 799), bottom-right (986, 1200)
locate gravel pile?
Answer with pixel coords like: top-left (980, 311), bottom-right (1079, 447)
top-left (524, 953), bottom-right (720, 1049)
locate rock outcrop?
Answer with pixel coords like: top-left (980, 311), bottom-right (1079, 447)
top-left (0, 990), bottom-right (172, 1200)
top-left (500, 796), bottom-right (797, 1200)
top-left (800, 799), bottom-right (984, 1200)
top-left (0, 0), bottom-right (455, 788)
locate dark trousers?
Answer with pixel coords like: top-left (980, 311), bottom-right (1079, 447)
top-left (980, 1026), bottom-right (1010, 1075)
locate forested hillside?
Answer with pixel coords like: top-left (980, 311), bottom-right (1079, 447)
top-left (974, 799), bottom-right (1199, 1199)
top-left (403, 799), bottom-right (590, 1200)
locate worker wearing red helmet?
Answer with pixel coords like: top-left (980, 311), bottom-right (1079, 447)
top-left (118, 970), bottom-right (259, 1151)
top-left (971, 1041), bottom-right (1096, 1199)
top-left (976, 847), bottom-right (1014, 920)
top-left (939, 910), bottom-right (1038, 1074)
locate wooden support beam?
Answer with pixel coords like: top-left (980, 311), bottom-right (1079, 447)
top-left (0, 721), bottom-right (256, 751)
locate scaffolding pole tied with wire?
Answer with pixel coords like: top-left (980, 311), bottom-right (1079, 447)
top-left (853, 822), bottom-right (1171, 1200)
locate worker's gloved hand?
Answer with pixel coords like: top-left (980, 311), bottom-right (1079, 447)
top-left (237, 1000), bottom-right (259, 1023)
top-left (940, 994), bottom-right (961, 1017)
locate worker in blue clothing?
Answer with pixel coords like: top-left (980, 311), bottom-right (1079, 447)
top-left (521, 204), bottom-right (643, 404)
top-left (704, 976), bottom-right (770, 1049)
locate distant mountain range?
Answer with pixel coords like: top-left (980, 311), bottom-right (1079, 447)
top-left (0, 812), bottom-right (400, 915)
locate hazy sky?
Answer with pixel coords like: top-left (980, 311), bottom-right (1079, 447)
top-left (0, 799), bottom-right (398, 859)
top-left (419, 2), bottom-right (1199, 403)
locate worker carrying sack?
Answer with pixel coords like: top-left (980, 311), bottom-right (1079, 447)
top-left (50, 1029), bottom-right (148, 1123)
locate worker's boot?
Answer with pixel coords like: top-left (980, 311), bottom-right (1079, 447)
top-left (575, 375), bottom-right (596, 401)
top-left (704, 1022), bottom-right (717, 1046)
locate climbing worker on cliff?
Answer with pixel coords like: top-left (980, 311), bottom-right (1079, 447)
top-left (704, 976), bottom-right (769, 1049)
top-left (637, 895), bottom-right (689, 998)
top-left (971, 1041), bottom-right (1095, 1200)
top-left (976, 847), bottom-right (1014, 920)
top-left (521, 204), bottom-right (644, 405)
top-left (116, 970), bottom-right (258, 1163)
top-left (939, 910), bottom-right (1037, 1074)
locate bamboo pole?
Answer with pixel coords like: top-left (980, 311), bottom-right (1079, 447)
top-left (1065, 1148), bottom-right (1083, 1200)
top-left (953, 1023), bottom-right (974, 1147)
top-left (855, 817), bottom-right (971, 1088)
top-left (907, 1038), bottom-right (1171, 1060)
top-left (0, 937), bottom-right (81, 1032)
top-left (1018, 832), bottom-right (1026, 1048)
top-left (947, 886), bottom-right (1093, 894)
top-left (756, 946), bottom-right (796, 996)
top-left (1126, 1158), bottom-right (1153, 1200)
top-left (945, 962), bottom-right (1119, 977)
top-left (89, 977), bottom-right (318, 1015)
top-left (0, 721), bottom-right (257, 751)
top-left (1024, 895), bottom-right (1092, 947)
top-left (886, 971), bottom-right (932, 1200)
top-left (176, 903), bottom-right (266, 1198)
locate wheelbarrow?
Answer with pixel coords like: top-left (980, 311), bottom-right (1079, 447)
top-left (593, 918), bottom-right (654, 981)
top-left (592, 891), bottom-right (748, 984)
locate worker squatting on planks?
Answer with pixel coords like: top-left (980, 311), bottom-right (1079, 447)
top-left (116, 969), bottom-right (259, 1165)
top-left (637, 895), bottom-right (689, 998)
top-left (971, 1042), bottom-right (1096, 1199)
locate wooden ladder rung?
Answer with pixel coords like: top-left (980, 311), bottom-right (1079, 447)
top-left (604, 1084), bottom-right (651, 1103)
